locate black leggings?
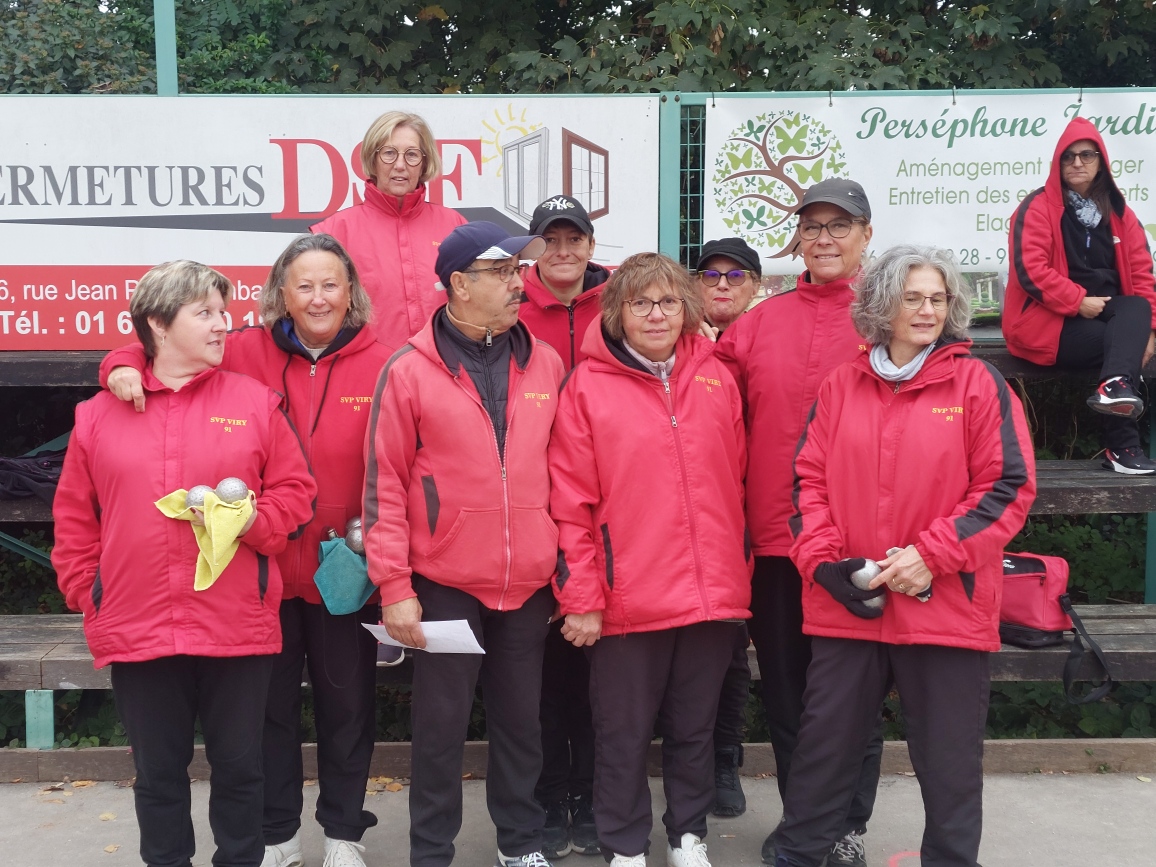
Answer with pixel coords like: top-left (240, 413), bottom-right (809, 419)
top-left (1055, 294), bottom-right (1152, 451)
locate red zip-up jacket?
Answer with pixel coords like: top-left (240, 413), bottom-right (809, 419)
top-left (312, 182), bottom-right (467, 354)
top-left (53, 366), bottom-right (317, 667)
top-left (99, 324), bottom-right (393, 603)
top-left (1003, 117), bottom-right (1156, 365)
top-left (713, 273), bottom-right (869, 557)
top-left (549, 319), bottom-right (751, 636)
top-left (518, 262), bottom-right (610, 370)
top-left (363, 311), bottom-right (565, 610)
top-left (790, 340), bottom-right (1036, 652)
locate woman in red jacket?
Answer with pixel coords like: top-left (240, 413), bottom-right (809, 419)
top-left (550, 253), bottom-right (751, 867)
top-left (768, 246), bottom-right (1036, 867)
top-left (101, 235), bottom-right (393, 867)
top-left (1003, 117), bottom-right (1156, 474)
top-left (54, 261), bottom-right (316, 867)
top-left (312, 111), bottom-right (467, 354)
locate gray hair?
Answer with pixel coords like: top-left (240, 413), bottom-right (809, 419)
top-left (130, 260), bottom-right (232, 358)
top-left (851, 245), bottom-right (972, 346)
top-left (260, 233), bottom-right (373, 329)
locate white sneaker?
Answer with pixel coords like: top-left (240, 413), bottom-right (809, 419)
top-left (610, 855), bottom-right (647, 867)
top-left (324, 837), bottom-right (368, 867)
top-left (666, 834), bottom-right (711, 867)
top-left (261, 832), bottom-right (304, 867)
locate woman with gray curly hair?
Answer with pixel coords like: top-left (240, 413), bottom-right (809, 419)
top-left (766, 245), bottom-right (1037, 867)
top-left (100, 234), bottom-right (394, 867)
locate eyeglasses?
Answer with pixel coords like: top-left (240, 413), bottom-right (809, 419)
top-left (463, 263), bottom-right (528, 283)
top-left (797, 218), bottom-right (867, 240)
top-left (698, 269), bottom-right (755, 287)
top-left (376, 147), bottom-right (425, 166)
top-left (1060, 149), bottom-right (1100, 166)
top-left (900, 292), bottom-right (954, 310)
top-left (626, 297), bottom-right (684, 317)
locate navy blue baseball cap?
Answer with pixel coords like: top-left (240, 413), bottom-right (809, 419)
top-left (434, 222), bottom-right (547, 291)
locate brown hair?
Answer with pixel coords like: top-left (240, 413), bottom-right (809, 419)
top-left (129, 261), bottom-right (232, 358)
top-left (261, 233), bottom-right (372, 329)
top-left (599, 253), bottom-right (703, 340)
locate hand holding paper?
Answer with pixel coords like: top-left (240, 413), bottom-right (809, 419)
top-left (363, 620), bottom-right (484, 654)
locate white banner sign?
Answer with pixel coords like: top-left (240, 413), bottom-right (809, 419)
top-left (0, 94), bottom-right (659, 349)
top-left (703, 91), bottom-right (1156, 276)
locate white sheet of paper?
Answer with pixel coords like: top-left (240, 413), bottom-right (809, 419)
top-left (363, 620), bottom-right (484, 654)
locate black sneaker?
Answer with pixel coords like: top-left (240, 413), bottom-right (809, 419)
top-left (568, 794), bottom-right (599, 856)
top-left (1103, 446), bottom-right (1156, 475)
top-left (827, 828), bottom-right (867, 867)
top-left (1087, 376), bottom-right (1144, 418)
top-left (712, 744), bottom-right (746, 818)
top-left (541, 801), bottom-right (571, 859)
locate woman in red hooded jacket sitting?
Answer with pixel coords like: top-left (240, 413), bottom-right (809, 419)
top-left (1003, 116), bottom-right (1156, 474)
top-left (548, 253), bottom-right (751, 867)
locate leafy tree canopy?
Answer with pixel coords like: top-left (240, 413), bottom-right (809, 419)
top-left (2, 1), bottom-right (1155, 94)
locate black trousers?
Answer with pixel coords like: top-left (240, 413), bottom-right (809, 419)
top-left (536, 620), bottom-right (595, 803)
top-left (1055, 293), bottom-right (1153, 451)
top-left (111, 654), bottom-right (275, 867)
top-left (263, 598), bottom-right (379, 844)
top-left (777, 638), bottom-right (990, 867)
top-left (588, 621), bottom-right (740, 856)
top-left (713, 621), bottom-right (751, 748)
top-left (747, 556), bottom-right (881, 831)
top-left (409, 575), bottom-right (554, 867)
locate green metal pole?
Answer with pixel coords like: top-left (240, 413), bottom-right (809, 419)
top-left (153, 0), bottom-right (179, 96)
top-left (25, 690), bottom-right (55, 750)
top-left (657, 94), bottom-right (683, 258)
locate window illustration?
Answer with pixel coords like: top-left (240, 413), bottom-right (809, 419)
top-left (503, 129), bottom-right (549, 222)
top-left (563, 130), bottom-right (609, 219)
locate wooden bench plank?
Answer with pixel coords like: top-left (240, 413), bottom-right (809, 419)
top-left (42, 644), bottom-right (110, 689)
top-left (0, 351), bottom-right (103, 387)
top-left (0, 499), bottom-right (54, 522)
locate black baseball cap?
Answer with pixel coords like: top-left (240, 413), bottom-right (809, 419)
top-left (434, 222), bottom-right (546, 291)
top-left (797, 178), bottom-right (871, 220)
top-left (696, 238), bottom-right (762, 277)
top-left (529, 195), bottom-right (595, 236)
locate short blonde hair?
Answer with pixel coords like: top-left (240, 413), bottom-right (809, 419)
top-left (130, 261), bottom-right (232, 358)
top-left (360, 111), bottom-right (441, 185)
top-left (600, 253), bottom-right (704, 341)
top-left (261, 234), bottom-right (373, 330)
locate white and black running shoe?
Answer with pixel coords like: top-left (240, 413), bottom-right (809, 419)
top-left (1103, 446), bottom-right (1156, 475)
top-left (1087, 376), bottom-right (1144, 418)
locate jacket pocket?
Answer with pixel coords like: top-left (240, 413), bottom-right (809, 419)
top-left (510, 507), bottom-right (560, 582)
top-left (426, 508), bottom-right (504, 579)
top-left (600, 523), bottom-right (614, 589)
top-left (90, 567), bottom-right (103, 615)
top-left (421, 475), bottom-right (440, 536)
top-left (257, 554), bottom-right (269, 603)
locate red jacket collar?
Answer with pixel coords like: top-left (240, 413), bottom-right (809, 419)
top-left (142, 363), bottom-right (219, 394)
top-left (797, 270), bottom-right (860, 300)
top-left (361, 180), bottom-right (429, 218)
top-left (579, 316), bottom-right (712, 380)
top-left (521, 263), bottom-right (610, 311)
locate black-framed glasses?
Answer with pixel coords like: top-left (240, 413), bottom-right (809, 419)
top-left (698, 269), bottom-right (755, 287)
top-left (463, 263), bottom-right (528, 283)
top-left (900, 292), bottom-right (954, 310)
top-left (377, 147), bottom-right (425, 166)
top-left (1060, 148), bottom-right (1101, 166)
top-left (626, 297), bottom-right (684, 317)
top-left (797, 218), bottom-right (866, 240)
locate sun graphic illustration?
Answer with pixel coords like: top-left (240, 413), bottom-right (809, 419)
top-left (481, 105), bottom-right (544, 177)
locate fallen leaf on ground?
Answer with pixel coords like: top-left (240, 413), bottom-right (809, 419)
top-left (461, 773), bottom-right (474, 780)
top-left (1139, 776), bottom-right (1152, 783)
top-left (100, 812), bottom-right (116, 821)
top-left (386, 782), bottom-right (404, 792)
top-left (72, 780), bottom-right (96, 788)
top-left (371, 776), bottom-right (394, 784)
top-left (41, 784), bottom-right (64, 792)
top-left (901, 771), bottom-right (916, 776)
top-left (719, 834), bottom-right (735, 838)
top-left (104, 845), bottom-right (120, 853)
top-left (303, 779), bottom-right (317, 787)
top-left (63, 791), bottom-right (73, 797)
top-left (41, 798), bottom-right (64, 805)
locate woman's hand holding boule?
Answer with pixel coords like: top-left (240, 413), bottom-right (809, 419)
top-left (873, 545), bottom-right (933, 596)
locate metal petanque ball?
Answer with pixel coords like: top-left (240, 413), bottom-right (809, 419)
top-left (346, 525), bottom-right (365, 555)
top-left (850, 559), bottom-right (885, 610)
top-left (185, 485), bottom-right (213, 509)
top-left (215, 477), bottom-right (249, 504)
top-left (345, 516), bottom-right (362, 533)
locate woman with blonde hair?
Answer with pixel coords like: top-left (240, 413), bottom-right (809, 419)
top-left (313, 110), bottom-right (467, 352)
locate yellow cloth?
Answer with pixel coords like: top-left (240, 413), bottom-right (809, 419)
top-left (155, 489), bottom-right (255, 591)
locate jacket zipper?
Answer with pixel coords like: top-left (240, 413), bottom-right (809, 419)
top-left (567, 305), bottom-right (576, 368)
top-left (661, 378), bottom-right (711, 618)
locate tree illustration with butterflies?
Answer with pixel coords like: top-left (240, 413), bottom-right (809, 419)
top-left (712, 111), bottom-right (849, 257)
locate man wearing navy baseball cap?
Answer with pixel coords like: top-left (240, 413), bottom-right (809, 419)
top-left (364, 221), bottom-right (565, 867)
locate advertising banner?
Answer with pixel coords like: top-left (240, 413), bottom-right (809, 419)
top-left (0, 95), bottom-right (659, 350)
top-left (702, 90), bottom-right (1156, 290)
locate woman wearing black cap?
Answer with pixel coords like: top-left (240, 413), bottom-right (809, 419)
top-left (714, 179), bottom-right (882, 867)
top-left (696, 237), bottom-right (763, 340)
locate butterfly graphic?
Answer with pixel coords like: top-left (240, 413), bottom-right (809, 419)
top-left (727, 149), bottom-right (755, 170)
top-left (742, 120), bottom-right (767, 138)
top-left (765, 232), bottom-right (787, 250)
top-left (775, 125), bottom-right (808, 155)
top-left (723, 213), bottom-right (743, 230)
top-left (742, 206), bottom-right (769, 229)
top-left (781, 115), bottom-right (802, 129)
top-left (795, 162), bottom-right (824, 183)
top-left (826, 154), bottom-right (846, 173)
